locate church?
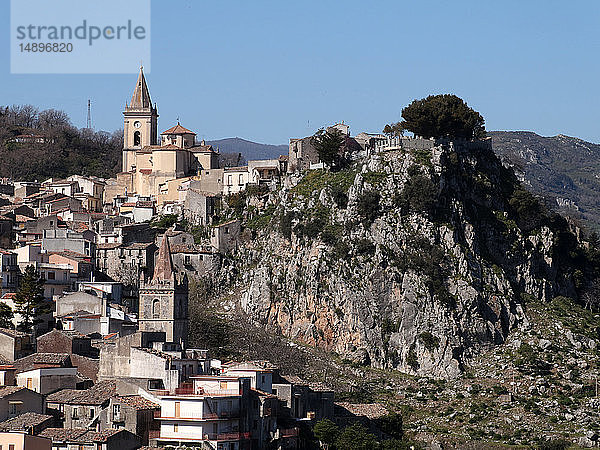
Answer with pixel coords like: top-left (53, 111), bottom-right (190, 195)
top-left (138, 231), bottom-right (189, 346)
top-left (119, 67), bottom-right (219, 199)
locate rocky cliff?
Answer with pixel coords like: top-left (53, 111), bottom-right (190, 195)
top-left (228, 139), bottom-right (594, 379)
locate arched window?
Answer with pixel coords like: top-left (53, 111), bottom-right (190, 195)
top-left (134, 131), bottom-right (141, 146)
top-left (152, 299), bottom-right (160, 318)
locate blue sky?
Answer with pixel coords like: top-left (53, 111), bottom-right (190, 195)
top-left (1, 0), bottom-right (599, 144)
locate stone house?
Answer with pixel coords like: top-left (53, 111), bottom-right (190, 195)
top-left (272, 375), bottom-right (334, 421)
top-left (0, 412), bottom-right (54, 435)
top-left (37, 330), bottom-right (98, 359)
top-left (33, 330), bottom-right (100, 383)
top-left (95, 242), bottom-right (156, 286)
top-left (98, 332), bottom-right (210, 393)
top-left (39, 428), bottom-right (140, 450)
top-left (45, 380), bottom-right (117, 429)
top-left (42, 229), bottom-right (95, 258)
top-left (183, 188), bottom-right (218, 226)
top-left (288, 136), bottom-right (318, 172)
top-left (170, 244), bottom-right (220, 277)
top-left (0, 386), bottom-right (44, 421)
top-left (210, 219), bottom-right (241, 254)
top-left (0, 216), bottom-right (13, 249)
top-left (0, 250), bottom-right (19, 295)
top-left (16, 367), bottom-right (79, 395)
top-left (100, 395), bottom-right (159, 446)
top-left (0, 329), bottom-right (33, 362)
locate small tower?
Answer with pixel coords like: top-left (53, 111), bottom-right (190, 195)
top-left (122, 66), bottom-right (159, 172)
top-left (138, 233), bottom-right (188, 346)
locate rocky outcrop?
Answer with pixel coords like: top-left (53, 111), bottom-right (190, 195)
top-left (233, 139), bottom-right (585, 379)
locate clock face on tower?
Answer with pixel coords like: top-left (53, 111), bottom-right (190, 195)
top-left (133, 121), bottom-right (141, 128)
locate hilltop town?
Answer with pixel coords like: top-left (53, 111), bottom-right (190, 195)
top-left (0, 68), bottom-right (416, 450)
top-left (0, 70), bottom-right (599, 450)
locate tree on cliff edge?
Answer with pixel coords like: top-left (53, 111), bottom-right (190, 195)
top-left (393, 94), bottom-right (486, 140)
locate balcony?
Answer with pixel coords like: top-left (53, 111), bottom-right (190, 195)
top-left (201, 410), bottom-right (240, 420)
top-left (203, 432), bottom-right (251, 441)
top-left (280, 428), bottom-right (299, 438)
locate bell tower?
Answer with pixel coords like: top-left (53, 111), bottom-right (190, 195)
top-left (138, 233), bottom-right (189, 346)
top-left (122, 66), bottom-right (158, 172)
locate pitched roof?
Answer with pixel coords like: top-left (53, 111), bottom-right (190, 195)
top-left (129, 67), bottom-right (152, 109)
top-left (39, 428), bottom-right (123, 443)
top-left (161, 123), bottom-right (196, 135)
top-left (45, 380), bottom-right (116, 405)
top-left (0, 386), bottom-right (26, 398)
top-left (0, 328), bottom-right (29, 339)
top-left (153, 232), bottom-right (173, 281)
top-left (0, 412), bottom-right (53, 431)
top-left (117, 395), bottom-right (160, 410)
top-left (13, 353), bottom-right (71, 373)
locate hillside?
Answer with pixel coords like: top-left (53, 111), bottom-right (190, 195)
top-left (208, 137), bottom-right (287, 161)
top-left (490, 131), bottom-right (600, 231)
top-left (202, 139), bottom-right (599, 377)
top-left (188, 139), bottom-right (600, 446)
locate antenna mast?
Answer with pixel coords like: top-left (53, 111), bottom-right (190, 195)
top-left (86, 99), bottom-right (92, 129)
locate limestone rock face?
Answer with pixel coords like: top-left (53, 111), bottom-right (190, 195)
top-left (236, 140), bottom-right (580, 379)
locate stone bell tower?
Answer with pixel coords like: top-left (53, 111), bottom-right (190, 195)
top-left (138, 233), bottom-right (189, 346)
top-left (122, 66), bottom-right (158, 172)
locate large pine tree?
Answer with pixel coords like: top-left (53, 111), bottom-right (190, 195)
top-left (13, 265), bottom-right (49, 333)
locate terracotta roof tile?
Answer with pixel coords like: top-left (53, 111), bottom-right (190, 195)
top-left (0, 412), bottom-right (52, 431)
top-left (161, 123), bottom-right (196, 135)
top-left (117, 395), bottom-right (160, 410)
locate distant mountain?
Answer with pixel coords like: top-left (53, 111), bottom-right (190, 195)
top-left (207, 137), bottom-right (287, 162)
top-left (491, 131), bottom-right (600, 231)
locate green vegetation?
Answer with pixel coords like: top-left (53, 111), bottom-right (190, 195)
top-left (386, 94), bottom-right (486, 140)
top-left (418, 332), bottom-right (440, 352)
top-left (151, 214), bottom-right (179, 229)
top-left (407, 344), bottom-right (419, 371)
top-left (291, 168), bottom-right (357, 198)
top-left (0, 104), bottom-right (122, 180)
top-left (396, 166), bottom-right (438, 216)
top-left (14, 265), bottom-right (50, 333)
top-left (357, 191), bottom-right (381, 227)
top-left (0, 302), bottom-right (14, 329)
top-left (311, 128), bottom-right (346, 169)
top-left (313, 419), bottom-right (412, 450)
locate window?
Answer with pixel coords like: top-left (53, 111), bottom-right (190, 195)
top-left (134, 131), bottom-right (141, 146)
top-left (26, 378), bottom-right (32, 389)
top-left (174, 424), bottom-right (178, 433)
top-left (272, 388), bottom-right (278, 396)
top-left (8, 445), bottom-right (14, 450)
top-left (89, 407), bottom-right (95, 419)
top-left (220, 381), bottom-right (227, 390)
top-left (113, 404), bottom-right (120, 419)
top-left (72, 407), bottom-right (78, 419)
top-left (261, 375), bottom-right (265, 384)
top-left (227, 175), bottom-right (232, 186)
top-left (152, 299), bottom-right (160, 318)
top-left (8, 403), bottom-right (17, 416)
top-left (47, 271), bottom-right (55, 280)
top-left (174, 402), bottom-right (181, 418)
top-left (184, 255), bottom-right (191, 265)
top-left (224, 227), bottom-right (229, 234)
top-left (238, 174), bottom-right (244, 185)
